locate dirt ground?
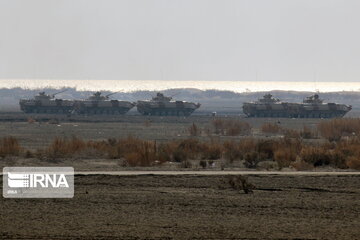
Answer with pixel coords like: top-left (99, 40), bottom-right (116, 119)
top-left (1, 174), bottom-right (359, 240)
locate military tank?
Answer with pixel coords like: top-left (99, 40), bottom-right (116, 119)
top-left (136, 92), bottom-right (201, 116)
top-left (19, 90), bottom-right (74, 114)
top-left (74, 92), bottom-right (135, 115)
top-left (243, 93), bottom-right (351, 118)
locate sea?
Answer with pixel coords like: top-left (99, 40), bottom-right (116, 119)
top-left (0, 79), bottom-right (359, 93)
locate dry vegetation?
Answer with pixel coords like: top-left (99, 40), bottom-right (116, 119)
top-left (1, 134), bottom-right (360, 170)
top-left (261, 123), bottom-right (282, 134)
top-left (0, 137), bottom-right (21, 158)
top-left (227, 175), bottom-right (256, 194)
top-left (318, 118), bottom-right (360, 141)
top-left (211, 118), bottom-right (251, 136)
top-left (188, 122), bottom-right (199, 136)
top-left (1, 118), bottom-right (360, 170)
top-left (261, 123), bottom-right (317, 139)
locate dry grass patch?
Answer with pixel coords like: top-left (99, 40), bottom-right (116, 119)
top-left (211, 118), bottom-right (251, 136)
top-left (318, 118), bottom-right (360, 141)
top-left (346, 157), bottom-right (360, 170)
top-left (188, 122), bottom-right (199, 136)
top-left (0, 137), bottom-right (21, 157)
top-left (290, 160), bottom-right (314, 171)
top-left (261, 123), bottom-right (282, 134)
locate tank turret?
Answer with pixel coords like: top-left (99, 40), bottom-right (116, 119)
top-left (152, 92), bottom-right (172, 102)
top-left (258, 94), bottom-right (280, 103)
top-left (136, 92), bottom-right (200, 116)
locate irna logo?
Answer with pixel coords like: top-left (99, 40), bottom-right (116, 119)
top-left (3, 167), bottom-right (74, 198)
top-left (8, 172), bottom-right (69, 188)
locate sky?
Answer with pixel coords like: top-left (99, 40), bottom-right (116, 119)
top-left (0, 0), bottom-right (360, 82)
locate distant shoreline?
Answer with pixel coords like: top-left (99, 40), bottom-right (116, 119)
top-left (1, 79), bottom-right (360, 92)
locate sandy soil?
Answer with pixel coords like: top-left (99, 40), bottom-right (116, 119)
top-left (1, 174), bottom-right (359, 240)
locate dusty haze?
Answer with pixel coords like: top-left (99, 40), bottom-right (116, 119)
top-left (0, 0), bottom-right (360, 82)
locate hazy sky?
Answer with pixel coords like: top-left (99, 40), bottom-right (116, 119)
top-left (0, 0), bottom-right (359, 81)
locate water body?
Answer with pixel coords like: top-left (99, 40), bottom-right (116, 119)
top-left (1, 79), bottom-right (360, 93)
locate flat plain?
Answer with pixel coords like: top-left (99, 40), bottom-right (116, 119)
top-left (0, 114), bottom-right (321, 149)
top-left (1, 174), bottom-right (359, 240)
top-left (1, 115), bottom-right (359, 239)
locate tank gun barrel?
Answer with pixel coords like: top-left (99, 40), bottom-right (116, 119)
top-left (105, 91), bottom-right (120, 98)
top-left (169, 92), bottom-right (181, 98)
top-left (52, 89), bottom-right (68, 97)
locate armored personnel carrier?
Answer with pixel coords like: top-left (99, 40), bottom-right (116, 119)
top-left (136, 92), bottom-right (201, 116)
top-left (19, 90), bottom-right (73, 114)
top-left (243, 93), bottom-right (351, 118)
top-left (74, 92), bottom-right (135, 115)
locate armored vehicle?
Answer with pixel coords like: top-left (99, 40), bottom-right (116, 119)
top-left (19, 90), bottom-right (73, 114)
top-left (74, 92), bottom-right (135, 115)
top-left (243, 93), bottom-right (351, 118)
top-left (136, 92), bottom-right (201, 116)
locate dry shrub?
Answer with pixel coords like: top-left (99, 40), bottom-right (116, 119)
top-left (346, 157), bottom-right (360, 170)
top-left (290, 160), bottom-right (314, 171)
top-left (238, 138), bottom-right (270, 168)
top-left (274, 148), bottom-right (297, 169)
top-left (256, 140), bottom-right (278, 159)
top-left (238, 138), bottom-right (257, 152)
top-left (283, 129), bottom-right (301, 138)
top-left (243, 151), bottom-right (261, 168)
top-left (211, 118), bottom-right (251, 136)
top-left (177, 138), bottom-right (204, 159)
top-left (223, 141), bottom-right (242, 162)
top-left (333, 139), bottom-right (360, 169)
top-left (46, 137), bottom-right (88, 160)
top-left (199, 160), bottom-right (207, 168)
top-left (318, 118), bottom-right (360, 141)
top-left (106, 136), bottom-right (142, 159)
top-left (300, 146), bottom-right (332, 167)
top-left (300, 126), bottom-right (317, 139)
top-left (45, 136), bottom-right (119, 160)
top-left (261, 123), bottom-right (281, 134)
top-left (103, 136), bottom-right (161, 166)
top-left (6, 131), bottom-right (360, 170)
top-left (34, 149), bottom-right (46, 160)
top-left (226, 120), bottom-right (251, 136)
top-left (173, 149), bottom-right (187, 162)
top-left (212, 118), bottom-right (225, 134)
top-left (24, 150), bottom-right (34, 158)
top-left (298, 140), bottom-right (357, 169)
top-left (202, 142), bottom-right (223, 160)
top-left (0, 137), bottom-right (21, 157)
top-left (239, 138), bottom-right (302, 168)
top-left (223, 138), bottom-right (259, 165)
top-left (124, 141), bottom-right (157, 167)
top-left (188, 122), bottom-right (199, 136)
top-left (157, 142), bottom-right (177, 162)
top-left (159, 138), bottom-right (223, 162)
top-left (228, 175), bottom-right (255, 194)
top-left (283, 126), bottom-right (316, 140)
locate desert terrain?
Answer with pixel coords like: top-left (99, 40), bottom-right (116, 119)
top-left (1, 174), bottom-right (359, 239)
top-left (0, 115), bottom-right (324, 171)
top-left (1, 115), bottom-right (359, 239)
top-left (0, 114), bottom-right (320, 147)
